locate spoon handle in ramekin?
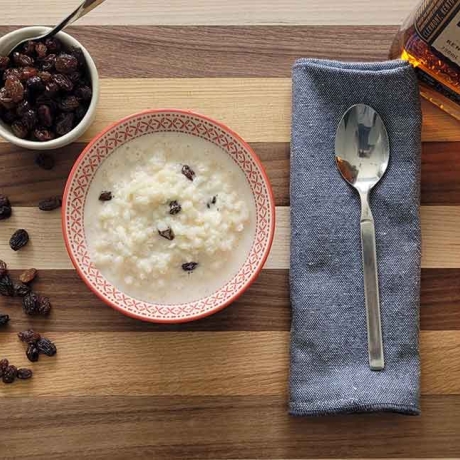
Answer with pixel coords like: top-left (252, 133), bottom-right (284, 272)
top-left (45, 0), bottom-right (107, 39)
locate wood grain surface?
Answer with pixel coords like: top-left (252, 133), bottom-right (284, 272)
top-left (1, 1), bottom-right (416, 25)
top-left (0, 206), bottom-right (459, 269)
top-left (1, 141), bottom-right (460, 206)
top-left (2, 1), bottom-right (460, 457)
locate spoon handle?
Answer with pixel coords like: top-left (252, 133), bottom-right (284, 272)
top-left (45, 0), bottom-right (106, 38)
top-left (360, 193), bottom-right (385, 371)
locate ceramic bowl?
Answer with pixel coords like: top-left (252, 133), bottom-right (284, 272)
top-left (62, 109), bottom-right (275, 323)
top-left (0, 26), bottom-right (99, 150)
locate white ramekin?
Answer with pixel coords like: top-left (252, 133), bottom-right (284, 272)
top-left (0, 26), bottom-right (99, 150)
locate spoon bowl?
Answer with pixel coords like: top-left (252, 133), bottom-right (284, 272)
top-left (335, 103), bottom-right (390, 371)
top-left (335, 104), bottom-right (390, 192)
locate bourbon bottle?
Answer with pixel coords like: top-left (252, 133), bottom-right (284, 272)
top-left (391, 0), bottom-right (460, 120)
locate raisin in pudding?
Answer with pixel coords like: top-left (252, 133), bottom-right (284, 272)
top-left (85, 132), bottom-right (256, 304)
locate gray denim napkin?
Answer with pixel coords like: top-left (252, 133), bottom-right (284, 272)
top-left (289, 59), bottom-right (422, 416)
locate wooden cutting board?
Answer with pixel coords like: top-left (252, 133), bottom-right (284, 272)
top-left (1, 1), bottom-right (460, 458)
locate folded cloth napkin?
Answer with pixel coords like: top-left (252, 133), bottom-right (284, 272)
top-left (289, 59), bottom-right (422, 416)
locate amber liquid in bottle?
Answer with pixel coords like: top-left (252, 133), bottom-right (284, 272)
top-left (391, 0), bottom-right (460, 120)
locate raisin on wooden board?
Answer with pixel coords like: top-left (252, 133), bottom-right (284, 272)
top-left (38, 296), bottom-right (52, 315)
top-left (35, 152), bottom-right (55, 170)
top-left (0, 205), bottom-right (12, 220)
top-left (0, 314), bottom-right (9, 326)
top-left (38, 196), bottom-right (62, 211)
top-left (17, 368), bottom-right (33, 380)
top-left (37, 337), bottom-right (57, 356)
top-left (14, 281), bottom-right (31, 297)
top-left (26, 343), bottom-right (39, 362)
top-left (18, 329), bottom-right (41, 343)
top-left (23, 292), bottom-right (39, 315)
top-left (0, 275), bottom-right (15, 296)
top-left (9, 229), bottom-right (29, 251)
top-left (19, 268), bottom-right (37, 284)
top-left (2, 365), bottom-right (17, 384)
top-left (0, 259), bottom-right (7, 277)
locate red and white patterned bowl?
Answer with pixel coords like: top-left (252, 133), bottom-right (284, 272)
top-left (62, 109), bottom-right (275, 323)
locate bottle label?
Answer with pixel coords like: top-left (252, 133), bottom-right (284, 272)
top-left (415, 0), bottom-right (460, 66)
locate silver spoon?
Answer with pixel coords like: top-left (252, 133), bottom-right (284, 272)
top-left (335, 103), bottom-right (389, 371)
top-left (8, 0), bottom-right (106, 54)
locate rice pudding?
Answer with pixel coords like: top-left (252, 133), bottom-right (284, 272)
top-left (85, 132), bottom-right (256, 304)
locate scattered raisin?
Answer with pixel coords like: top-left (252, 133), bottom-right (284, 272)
top-left (55, 112), bottom-right (74, 136)
top-left (2, 365), bottom-right (17, 384)
top-left (35, 152), bottom-right (55, 170)
top-left (37, 337), bottom-right (57, 356)
top-left (33, 128), bottom-right (55, 142)
top-left (23, 292), bottom-right (39, 315)
top-left (14, 281), bottom-right (31, 297)
top-left (55, 53), bottom-right (78, 74)
top-left (0, 275), bottom-right (15, 296)
top-left (158, 227), bottom-right (175, 241)
top-left (26, 343), bottom-right (39, 362)
top-left (9, 229), bottom-right (29, 251)
top-left (169, 200), bottom-right (182, 215)
top-left (17, 368), bottom-right (33, 380)
top-left (0, 259), bottom-right (7, 277)
top-left (0, 194), bottom-right (10, 208)
top-left (38, 196), bottom-right (62, 211)
top-left (99, 191), bottom-right (112, 201)
top-left (0, 358), bottom-right (8, 373)
top-left (18, 329), bottom-right (41, 344)
top-left (19, 268), bottom-right (37, 284)
top-left (11, 120), bottom-right (28, 138)
top-left (182, 262), bottom-right (198, 272)
top-left (181, 165), bottom-right (195, 181)
top-left (38, 296), bottom-right (51, 315)
top-left (0, 314), bottom-right (9, 326)
top-left (0, 205), bottom-right (12, 220)
top-left (37, 104), bottom-right (53, 127)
